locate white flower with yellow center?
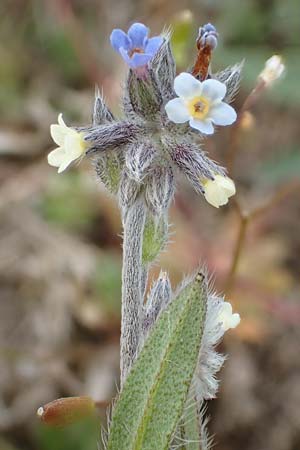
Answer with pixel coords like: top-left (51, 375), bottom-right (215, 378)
top-left (48, 114), bottom-right (86, 173)
top-left (165, 72), bottom-right (237, 135)
top-left (218, 301), bottom-right (240, 331)
top-left (259, 55), bottom-right (285, 86)
top-left (203, 174), bottom-right (235, 208)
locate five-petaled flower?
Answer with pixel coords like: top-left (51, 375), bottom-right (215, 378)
top-left (218, 302), bottom-right (240, 331)
top-left (165, 72), bottom-right (237, 135)
top-left (48, 114), bottom-right (86, 173)
top-left (110, 22), bottom-right (163, 68)
top-left (203, 174), bottom-right (236, 208)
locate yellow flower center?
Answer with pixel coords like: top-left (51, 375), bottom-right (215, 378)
top-left (187, 96), bottom-right (210, 120)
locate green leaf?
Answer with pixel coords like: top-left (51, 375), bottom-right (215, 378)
top-left (107, 274), bottom-right (207, 450)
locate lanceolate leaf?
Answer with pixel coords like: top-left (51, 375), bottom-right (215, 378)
top-left (107, 274), bottom-right (207, 450)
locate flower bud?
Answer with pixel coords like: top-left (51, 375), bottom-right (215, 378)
top-left (197, 23), bottom-right (218, 51)
top-left (152, 34), bottom-right (176, 102)
top-left (125, 141), bottom-right (156, 182)
top-left (145, 166), bottom-right (175, 216)
top-left (118, 171), bottom-right (141, 218)
top-left (259, 55), bottom-right (285, 86)
top-left (142, 271), bottom-right (172, 334)
top-left (124, 68), bottom-right (162, 119)
top-left (37, 396), bottom-right (95, 426)
top-left (93, 86), bottom-right (114, 125)
top-left (203, 174), bottom-right (235, 208)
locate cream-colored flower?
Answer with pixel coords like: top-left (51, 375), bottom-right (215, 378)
top-left (48, 114), bottom-right (86, 173)
top-left (218, 302), bottom-right (240, 331)
top-left (165, 72), bottom-right (237, 135)
top-left (259, 55), bottom-right (285, 86)
top-left (203, 174), bottom-right (235, 208)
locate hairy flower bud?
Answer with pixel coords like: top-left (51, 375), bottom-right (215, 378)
top-left (85, 122), bottom-right (140, 154)
top-left (124, 68), bottom-right (162, 119)
top-left (119, 171), bottom-right (141, 218)
top-left (164, 139), bottom-right (225, 194)
top-left (37, 396), bottom-right (95, 426)
top-left (152, 34), bottom-right (176, 102)
top-left (93, 86), bottom-right (114, 125)
top-left (145, 165), bottom-right (175, 216)
top-left (125, 140), bottom-right (156, 182)
top-left (215, 62), bottom-right (243, 103)
top-left (197, 23), bottom-right (218, 51)
top-left (142, 271), bottom-right (172, 335)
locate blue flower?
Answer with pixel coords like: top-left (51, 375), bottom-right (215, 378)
top-left (110, 23), bottom-right (163, 68)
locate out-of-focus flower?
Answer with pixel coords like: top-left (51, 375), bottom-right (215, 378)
top-left (240, 111), bottom-right (255, 131)
top-left (218, 301), bottom-right (240, 331)
top-left (259, 55), bottom-right (285, 86)
top-left (48, 114), bottom-right (86, 173)
top-left (165, 72), bottom-right (237, 134)
top-left (110, 23), bottom-right (163, 68)
top-left (203, 174), bottom-right (236, 208)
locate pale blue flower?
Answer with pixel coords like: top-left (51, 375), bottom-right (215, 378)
top-left (110, 23), bottom-right (163, 68)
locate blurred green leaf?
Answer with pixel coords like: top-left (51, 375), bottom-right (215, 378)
top-left (38, 172), bottom-right (97, 233)
top-left (35, 416), bottom-right (99, 450)
top-left (93, 254), bottom-right (122, 316)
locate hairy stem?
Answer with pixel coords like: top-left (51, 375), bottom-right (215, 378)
top-left (121, 198), bottom-right (146, 386)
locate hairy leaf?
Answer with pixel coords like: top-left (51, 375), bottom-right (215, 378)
top-left (107, 274), bottom-right (207, 450)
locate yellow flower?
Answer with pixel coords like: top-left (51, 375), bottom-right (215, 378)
top-left (48, 114), bottom-right (86, 173)
top-left (218, 302), bottom-right (240, 331)
top-left (259, 55), bottom-right (285, 86)
top-left (203, 174), bottom-right (235, 208)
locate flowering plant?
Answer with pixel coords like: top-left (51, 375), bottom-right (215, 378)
top-left (46, 21), bottom-right (243, 450)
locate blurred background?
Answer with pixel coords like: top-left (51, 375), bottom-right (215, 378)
top-left (0, 0), bottom-right (299, 449)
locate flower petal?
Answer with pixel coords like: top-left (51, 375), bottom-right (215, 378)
top-left (189, 117), bottom-right (214, 134)
top-left (214, 175), bottom-right (236, 196)
top-left (209, 102), bottom-right (237, 126)
top-left (110, 29), bottom-right (131, 52)
top-left (57, 157), bottom-right (74, 174)
top-left (64, 133), bottom-right (85, 160)
top-left (119, 47), bottom-right (133, 66)
top-left (57, 113), bottom-right (67, 127)
top-left (47, 147), bottom-right (66, 168)
top-left (174, 72), bottom-right (202, 99)
top-left (201, 79), bottom-right (226, 102)
top-left (165, 98), bottom-right (190, 123)
top-left (230, 313), bottom-right (241, 328)
top-left (50, 124), bottom-right (67, 146)
top-left (130, 52), bottom-right (153, 68)
top-left (145, 36), bottom-right (163, 56)
top-left (128, 23), bottom-right (149, 48)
